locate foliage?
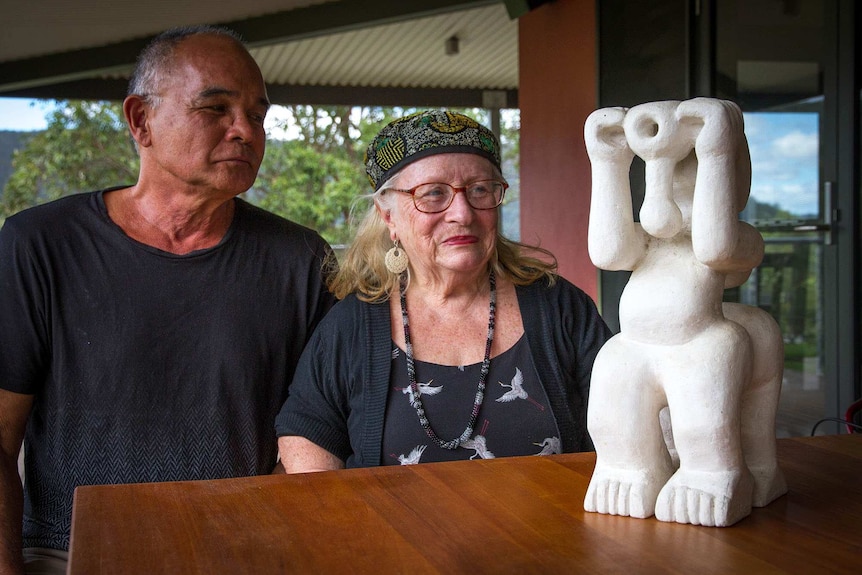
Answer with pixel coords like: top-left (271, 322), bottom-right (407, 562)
top-left (252, 105), bottom-right (413, 245)
top-left (252, 138), bottom-right (362, 246)
top-left (784, 341), bottom-right (818, 372)
top-left (1, 102), bottom-right (521, 247)
top-left (0, 101), bottom-right (138, 220)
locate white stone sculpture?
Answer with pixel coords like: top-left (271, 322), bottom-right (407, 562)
top-left (582, 98), bottom-right (788, 527)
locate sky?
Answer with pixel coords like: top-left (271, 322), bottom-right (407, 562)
top-left (744, 111), bottom-right (819, 219)
top-left (0, 98), bottom-right (819, 219)
top-left (0, 97), bottom-right (297, 137)
top-left (0, 98), bottom-right (54, 131)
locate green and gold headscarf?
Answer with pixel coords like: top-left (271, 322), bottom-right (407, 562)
top-left (364, 110), bottom-right (502, 190)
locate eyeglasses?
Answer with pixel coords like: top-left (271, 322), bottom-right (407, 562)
top-left (389, 180), bottom-right (508, 213)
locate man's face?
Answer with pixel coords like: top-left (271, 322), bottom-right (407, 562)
top-left (141, 35), bottom-right (270, 199)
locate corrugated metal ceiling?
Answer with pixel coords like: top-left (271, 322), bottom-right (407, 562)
top-left (0, 0), bottom-right (517, 100)
top-left (253, 5), bottom-right (517, 90)
top-left (0, 0), bottom-right (333, 62)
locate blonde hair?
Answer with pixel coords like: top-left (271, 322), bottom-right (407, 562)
top-left (327, 171), bottom-right (558, 302)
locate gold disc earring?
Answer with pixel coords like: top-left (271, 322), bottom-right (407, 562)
top-left (385, 239), bottom-right (409, 274)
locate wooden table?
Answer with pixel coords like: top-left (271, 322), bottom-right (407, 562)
top-left (68, 435), bottom-right (862, 574)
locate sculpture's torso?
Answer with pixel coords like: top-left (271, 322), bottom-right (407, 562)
top-left (619, 233), bottom-right (725, 344)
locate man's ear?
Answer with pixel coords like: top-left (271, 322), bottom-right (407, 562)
top-left (124, 95), bottom-right (152, 148)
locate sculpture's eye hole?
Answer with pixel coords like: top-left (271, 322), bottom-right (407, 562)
top-left (636, 119), bottom-right (660, 138)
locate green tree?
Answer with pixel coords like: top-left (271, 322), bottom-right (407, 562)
top-left (1, 100), bottom-right (138, 221)
top-left (253, 139), bottom-right (362, 246)
top-left (2, 102), bottom-right (520, 246)
top-left (253, 105), bottom-right (411, 246)
top-left (253, 105), bottom-right (521, 245)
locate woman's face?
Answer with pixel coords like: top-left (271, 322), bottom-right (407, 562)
top-left (381, 153), bottom-right (500, 280)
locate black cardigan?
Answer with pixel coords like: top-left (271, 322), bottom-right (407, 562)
top-left (275, 276), bottom-right (611, 467)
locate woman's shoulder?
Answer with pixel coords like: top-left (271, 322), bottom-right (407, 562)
top-left (516, 275), bottom-right (605, 330)
top-left (318, 293), bottom-right (389, 329)
top-left (305, 294), bottom-right (392, 362)
top-left (517, 274), bottom-right (591, 302)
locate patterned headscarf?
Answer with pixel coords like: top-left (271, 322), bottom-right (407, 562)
top-left (364, 110), bottom-right (502, 190)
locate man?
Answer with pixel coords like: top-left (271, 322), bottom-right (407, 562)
top-left (0, 26), bottom-right (336, 574)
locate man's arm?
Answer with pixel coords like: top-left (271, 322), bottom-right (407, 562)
top-left (0, 389), bottom-right (33, 575)
top-left (277, 436), bottom-right (344, 474)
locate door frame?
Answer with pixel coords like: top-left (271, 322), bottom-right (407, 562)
top-left (691, 0), bottom-right (860, 428)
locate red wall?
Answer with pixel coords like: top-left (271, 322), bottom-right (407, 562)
top-left (519, 0), bottom-right (599, 302)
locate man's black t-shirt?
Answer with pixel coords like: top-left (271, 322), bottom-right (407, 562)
top-left (0, 189), bottom-right (335, 549)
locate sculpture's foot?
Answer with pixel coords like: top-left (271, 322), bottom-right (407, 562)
top-left (654, 468), bottom-right (754, 526)
top-left (584, 465), bottom-right (668, 518)
top-left (749, 464), bottom-right (788, 507)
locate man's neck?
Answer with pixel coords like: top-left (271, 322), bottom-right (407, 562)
top-left (103, 186), bottom-right (236, 255)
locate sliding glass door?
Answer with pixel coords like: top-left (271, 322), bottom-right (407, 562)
top-left (709, 0), bottom-right (848, 436)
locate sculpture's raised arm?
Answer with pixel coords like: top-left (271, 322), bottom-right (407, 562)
top-left (677, 98), bottom-right (764, 276)
top-left (584, 107), bottom-right (643, 270)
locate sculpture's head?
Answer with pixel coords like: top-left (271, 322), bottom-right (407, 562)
top-left (624, 101), bottom-right (694, 238)
top-left (622, 99), bottom-right (751, 239)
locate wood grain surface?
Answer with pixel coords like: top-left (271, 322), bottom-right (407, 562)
top-left (68, 435), bottom-right (862, 574)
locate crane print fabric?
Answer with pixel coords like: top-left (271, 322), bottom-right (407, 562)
top-left (381, 335), bottom-right (561, 465)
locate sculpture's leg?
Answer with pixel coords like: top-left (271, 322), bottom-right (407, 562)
top-left (659, 406), bottom-right (679, 467)
top-left (585, 336), bottom-right (674, 518)
top-left (655, 322), bottom-right (755, 526)
top-left (740, 383), bottom-right (787, 506)
top-left (725, 303), bottom-right (788, 506)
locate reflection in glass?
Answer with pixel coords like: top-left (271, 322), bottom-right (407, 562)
top-left (733, 232), bottom-right (823, 437)
top-left (724, 107), bottom-right (825, 437)
top-left (742, 111), bottom-right (819, 223)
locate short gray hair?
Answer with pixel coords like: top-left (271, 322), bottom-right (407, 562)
top-left (127, 25), bottom-right (245, 107)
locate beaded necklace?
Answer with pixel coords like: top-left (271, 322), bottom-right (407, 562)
top-left (399, 270), bottom-right (496, 450)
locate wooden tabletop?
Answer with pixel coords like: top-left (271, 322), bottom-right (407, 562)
top-left (68, 434), bottom-right (862, 574)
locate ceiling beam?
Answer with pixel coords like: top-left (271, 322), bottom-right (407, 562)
top-left (0, 0), bottom-right (500, 95)
top-left (265, 84), bottom-right (518, 109)
top-left (0, 77), bottom-right (518, 110)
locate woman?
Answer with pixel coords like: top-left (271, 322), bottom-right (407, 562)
top-left (276, 110), bottom-right (611, 471)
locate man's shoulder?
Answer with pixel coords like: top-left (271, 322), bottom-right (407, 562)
top-left (234, 199), bottom-right (330, 247)
top-left (235, 199), bottom-right (313, 233)
top-left (1, 191), bottom-right (102, 241)
top-left (6, 190), bottom-right (98, 221)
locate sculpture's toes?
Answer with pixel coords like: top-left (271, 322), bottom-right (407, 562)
top-left (655, 485), bottom-right (730, 526)
top-left (655, 469), bottom-right (753, 527)
top-left (584, 466), bottom-right (662, 518)
top-left (584, 477), bottom-right (633, 516)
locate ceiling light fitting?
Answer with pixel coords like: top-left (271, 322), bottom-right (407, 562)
top-left (445, 36), bottom-right (460, 56)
